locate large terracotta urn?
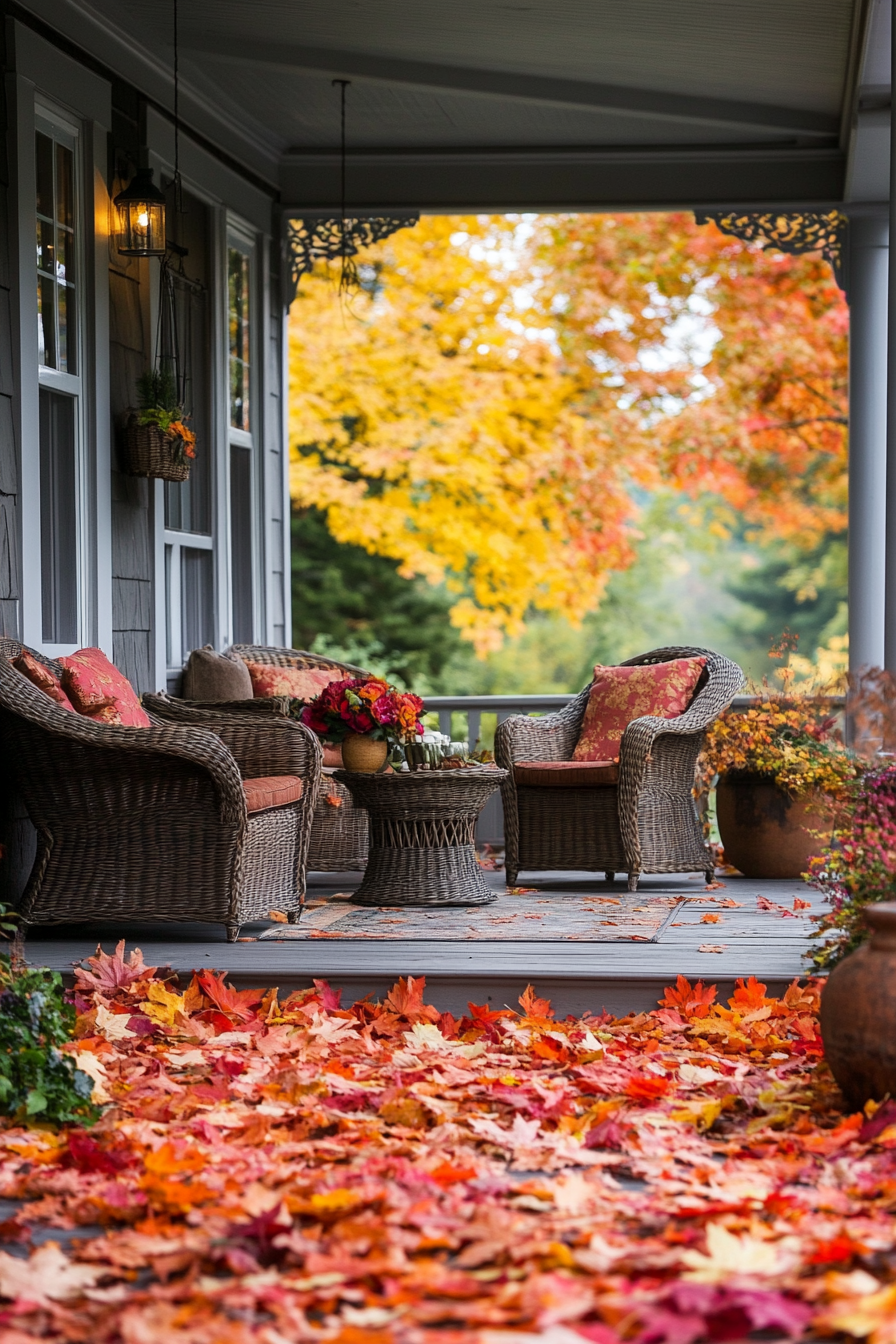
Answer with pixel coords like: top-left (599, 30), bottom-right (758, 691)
top-left (341, 732), bottom-right (388, 773)
top-left (820, 903), bottom-right (896, 1108)
top-left (716, 773), bottom-right (834, 879)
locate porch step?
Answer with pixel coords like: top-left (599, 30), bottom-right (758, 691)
top-left (23, 871), bottom-right (821, 1017)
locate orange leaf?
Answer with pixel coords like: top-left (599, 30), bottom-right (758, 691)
top-left (658, 975), bottom-right (717, 1016)
top-left (519, 984), bottom-right (555, 1020)
top-left (729, 975), bottom-right (770, 1010)
top-left (195, 969), bottom-right (265, 1022)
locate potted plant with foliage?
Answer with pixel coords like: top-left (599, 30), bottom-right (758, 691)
top-left (807, 765), bottom-right (896, 1106)
top-left (123, 368), bottom-right (197, 483)
top-left (696, 696), bottom-right (860, 879)
top-left (300, 677), bottom-right (425, 772)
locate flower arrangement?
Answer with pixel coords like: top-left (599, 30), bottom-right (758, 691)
top-left (136, 368), bottom-right (196, 466)
top-left (696, 697), bottom-right (860, 809)
top-left (300, 677), bottom-right (424, 747)
top-left (808, 763), bottom-right (896, 969)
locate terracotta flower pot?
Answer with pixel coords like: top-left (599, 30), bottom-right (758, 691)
top-left (341, 733), bottom-right (388, 773)
top-left (820, 903), bottom-right (896, 1108)
top-left (716, 773), bottom-right (834, 879)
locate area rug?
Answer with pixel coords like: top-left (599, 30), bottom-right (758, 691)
top-left (0, 944), bottom-right (888, 1344)
top-left (257, 888), bottom-right (685, 941)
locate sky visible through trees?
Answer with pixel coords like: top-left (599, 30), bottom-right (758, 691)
top-left (288, 213), bottom-right (847, 694)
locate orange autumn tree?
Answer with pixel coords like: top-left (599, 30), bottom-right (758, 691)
top-left (289, 213), bottom-right (847, 653)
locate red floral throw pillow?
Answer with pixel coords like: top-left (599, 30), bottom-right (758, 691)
top-left (58, 648), bottom-right (151, 728)
top-left (573, 657), bottom-right (706, 763)
top-left (14, 650), bottom-right (75, 711)
top-left (245, 662), bottom-right (338, 702)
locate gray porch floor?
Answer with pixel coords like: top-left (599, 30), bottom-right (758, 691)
top-left (23, 868), bottom-right (823, 1016)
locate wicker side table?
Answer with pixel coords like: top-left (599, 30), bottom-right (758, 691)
top-left (333, 767), bottom-right (507, 907)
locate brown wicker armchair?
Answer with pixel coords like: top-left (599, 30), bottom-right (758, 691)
top-left (0, 642), bottom-right (322, 941)
top-left (495, 646), bottom-right (744, 891)
top-left (154, 643), bottom-right (370, 872)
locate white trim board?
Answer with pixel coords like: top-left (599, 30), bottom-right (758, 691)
top-left (11, 0), bottom-right (280, 186)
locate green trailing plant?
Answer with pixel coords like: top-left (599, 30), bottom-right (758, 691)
top-left (136, 367), bottom-right (179, 428)
top-left (0, 902), bottom-right (98, 1125)
top-left (135, 367), bottom-right (196, 461)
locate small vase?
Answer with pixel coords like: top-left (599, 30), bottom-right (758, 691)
top-left (820, 903), bottom-right (896, 1108)
top-left (341, 733), bottom-right (389, 773)
top-left (716, 773), bottom-right (833, 879)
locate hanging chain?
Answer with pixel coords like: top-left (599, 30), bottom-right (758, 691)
top-left (173, 0), bottom-right (182, 214)
top-left (331, 78), bottom-right (358, 294)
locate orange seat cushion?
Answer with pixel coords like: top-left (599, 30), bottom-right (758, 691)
top-left (58, 648), bottom-right (151, 727)
top-left (514, 760), bottom-right (619, 788)
top-left (243, 775), bottom-right (303, 813)
top-left (14, 651), bottom-right (75, 711)
top-left (573, 657), bottom-right (706, 762)
top-left (244, 661), bottom-right (338, 702)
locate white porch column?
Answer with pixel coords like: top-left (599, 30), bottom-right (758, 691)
top-left (850, 214), bottom-right (888, 673)
top-left (885, 9), bottom-right (896, 672)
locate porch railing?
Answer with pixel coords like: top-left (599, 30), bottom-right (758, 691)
top-left (423, 693), bottom-right (846, 848)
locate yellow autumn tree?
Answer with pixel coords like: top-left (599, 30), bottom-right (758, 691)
top-left (289, 217), bottom-right (642, 654)
top-left (289, 213), bottom-right (847, 653)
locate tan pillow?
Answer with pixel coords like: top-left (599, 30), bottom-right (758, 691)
top-left (182, 646), bottom-right (253, 701)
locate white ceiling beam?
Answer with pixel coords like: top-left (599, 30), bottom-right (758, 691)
top-left (182, 33), bottom-right (840, 140)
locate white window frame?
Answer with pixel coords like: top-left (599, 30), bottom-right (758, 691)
top-left (142, 105), bottom-right (276, 685)
top-left (11, 26), bottom-right (112, 659)
top-left (226, 220), bottom-right (263, 645)
top-left (34, 105), bottom-right (87, 652)
top-left (147, 154), bottom-right (227, 682)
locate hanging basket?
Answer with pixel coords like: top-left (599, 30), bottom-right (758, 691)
top-left (121, 414), bottom-right (191, 482)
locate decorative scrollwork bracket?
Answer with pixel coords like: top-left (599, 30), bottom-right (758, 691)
top-left (694, 210), bottom-right (847, 291)
top-left (285, 214), bottom-right (420, 304)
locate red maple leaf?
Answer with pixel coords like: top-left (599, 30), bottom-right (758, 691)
top-left (757, 894), bottom-right (796, 918)
top-left (195, 970), bottom-right (264, 1023)
top-left (625, 1073), bottom-right (672, 1102)
top-left (74, 940), bottom-right (156, 993)
top-left (383, 976), bottom-right (440, 1022)
top-left (658, 975), bottom-right (717, 1017)
top-left (313, 979), bottom-right (343, 1011)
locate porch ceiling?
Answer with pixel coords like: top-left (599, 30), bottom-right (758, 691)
top-left (21, 0), bottom-right (884, 211)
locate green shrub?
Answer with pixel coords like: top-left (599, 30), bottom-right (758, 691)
top-left (0, 928), bottom-right (98, 1124)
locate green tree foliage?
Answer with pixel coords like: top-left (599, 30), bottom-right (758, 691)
top-left (291, 507), bottom-right (461, 689)
top-left (723, 534), bottom-right (847, 672)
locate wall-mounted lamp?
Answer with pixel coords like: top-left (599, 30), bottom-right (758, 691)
top-left (114, 168), bottom-right (166, 257)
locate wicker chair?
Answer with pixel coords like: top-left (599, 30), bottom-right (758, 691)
top-left (0, 641), bottom-right (322, 941)
top-left (157, 643), bottom-right (370, 872)
top-left (496, 646), bottom-right (744, 891)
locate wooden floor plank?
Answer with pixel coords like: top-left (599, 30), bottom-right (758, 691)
top-left (23, 871), bottom-right (825, 1016)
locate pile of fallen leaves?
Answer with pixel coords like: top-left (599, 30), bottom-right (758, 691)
top-left (1, 947), bottom-right (895, 1344)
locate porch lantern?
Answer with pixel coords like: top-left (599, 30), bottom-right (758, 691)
top-left (114, 168), bottom-right (166, 257)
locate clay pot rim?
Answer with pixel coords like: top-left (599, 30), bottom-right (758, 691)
top-left (865, 901), bottom-right (896, 930)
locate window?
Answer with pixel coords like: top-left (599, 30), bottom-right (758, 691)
top-left (39, 390), bottom-right (78, 643)
top-left (35, 109), bottom-right (83, 649)
top-left (229, 247), bottom-right (250, 431)
top-left (228, 238), bottom-right (256, 643)
top-left (36, 127), bottom-right (77, 374)
top-left (161, 187), bottom-right (214, 673)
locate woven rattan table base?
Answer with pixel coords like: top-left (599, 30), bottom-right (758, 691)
top-left (333, 767), bottom-right (507, 907)
top-left (352, 844), bottom-right (496, 907)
